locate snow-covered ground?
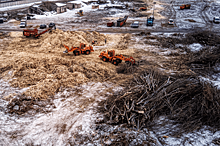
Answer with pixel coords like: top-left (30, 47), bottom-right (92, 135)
top-left (0, 79), bottom-right (122, 145)
top-left (0, 1), bottom-right (42, 12)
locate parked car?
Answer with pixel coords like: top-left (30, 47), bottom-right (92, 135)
top-left (131, 21), bottom-right (139, 28)
top-left (168, 19), bottom-right (174, 25)
top-left (0, 18), bottom-right (3, 23)
top-left (213, 17), bottom-right (220, 23)
top-left (49, 22), bottom-right (55, 28)
top-left (40, 24), bottom-right (47, 29)
top-left (3, 17), bottom-right (7, 22)
top-left (19, 22), bottom-right (26, 28)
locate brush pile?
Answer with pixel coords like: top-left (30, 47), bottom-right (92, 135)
top-left (100, 69), bottom-right (220, 133)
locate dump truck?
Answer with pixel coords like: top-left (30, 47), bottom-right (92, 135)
top-left (146, 16), bottom-right (154, 26)
top-left (75, 10), bottom-right (83, 16)
top-left (117, 15), bottom-right (128, 27)
top-left (23, 24), bottom-right (56, 38)
top-left (63, 43), bottom-right (94, 56)
top-left (99, 50), bottom-right (135, 66)
top-left (107, 22), bottom-right (115, 27)
top-left (180, 4), bottom-right (191, 10)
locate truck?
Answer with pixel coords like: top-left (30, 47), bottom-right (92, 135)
top-left (23, 24), bottom-right (56, 38)
top-left (180, 4), bottom-right (191, 10)
top-left (107, 22), bottom-right (115, 27)
top-left (117, 15), bottom-right (128, 27)
top-left (146, 16), bottom-right (154, 26)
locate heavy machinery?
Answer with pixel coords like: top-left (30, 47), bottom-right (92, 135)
top-left (180, 4), bottom-right (191, 10)
top-left (117, 15), bottom-right (128, 27)
top-left (146, 16), bottom-right (154, 26)
top-left (75, 10), bottom-right (83, 16)
top-left (139, 7), bottom-right (147, 11)
top-left (23, 24), bottom-right (56, 38)
top-left (63, 43), bottom-right (94, 56)
top-left (99, 50), bottom-right (135, 66)
top-left (107, 22), bottom-right (115, 27)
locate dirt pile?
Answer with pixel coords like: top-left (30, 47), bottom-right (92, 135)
top-left (99, 69), bottom-right (220, 134)
top-left (0, 30), bottom-right (133, 100)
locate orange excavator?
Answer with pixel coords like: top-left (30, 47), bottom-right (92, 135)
top-left (99, 50), bottom-right (135, 66)
top-left (63, 43), bottom-right (94, 56)
top-left (23, 25), bottom-right (56, 38)
top-left (180, 4), bottom-right (191, 10)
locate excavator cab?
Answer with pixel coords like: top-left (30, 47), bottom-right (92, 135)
top-left (108, 50), bottom-right (114, 57)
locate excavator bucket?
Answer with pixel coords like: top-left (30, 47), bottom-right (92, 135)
top-left (125, 56), bottom-right (136, 66)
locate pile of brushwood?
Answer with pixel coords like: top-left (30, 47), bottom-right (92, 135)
top-left (185, 46), bottom-right (220, 75)
top-left (156, 30), bottom-right (220, 49)
top-left (182, 31), bottom-right (220, 75)
top-left (99, 69), bottom-right (220, 134)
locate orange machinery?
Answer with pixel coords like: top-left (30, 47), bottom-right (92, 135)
top-left (107, 22), bottom-right (115, 27)
top-left (23, 25), bottom-right (56, 38)
top-left (180, 4), bottom-right (191, 10)
top-left (117, 15), bottom-right (128, 27)
top-left (99, 50), bottom-right (135, 66)
top-left (139, 7), bottom-right (147, 11)
top-left (63, 43), bottom-right (94, 56)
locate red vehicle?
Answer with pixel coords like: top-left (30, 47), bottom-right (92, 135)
top-left (107, 22), bottom-right (115, 27)
top-left (117, 15), bottom-right (128, 27)
top-left (139, 7), bottom-right (147, 11)
top-left (23, 24), bottom-right (56, 38)
top-left (180, 4), bottom-right (191, 10)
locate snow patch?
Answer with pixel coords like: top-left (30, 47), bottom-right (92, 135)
top-left (188, 43), bottom-right (203, 52)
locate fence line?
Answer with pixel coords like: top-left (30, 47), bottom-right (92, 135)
top-left (0, 0), bottom-right (42, 8)
top-left (156, 0), bottom-right (216, 3)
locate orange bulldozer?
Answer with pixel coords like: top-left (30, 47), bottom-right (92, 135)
top-left (63, 43), bottom-right (94, 56)
top-left (99, 50), bottom-right (135, 66)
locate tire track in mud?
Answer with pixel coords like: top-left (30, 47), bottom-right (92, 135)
top-left (170, 4), bottom-right (176, 20)
top-left (201, 3), bottom-right (213, 30)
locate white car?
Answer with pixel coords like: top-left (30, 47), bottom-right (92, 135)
top-left (168, 19), bottom-right (174, 25)
top-left (131, 21), bottom-right (139, 28)
top-left (19, 21), bottom-right (26, 28)
top-left (213, 17), bottom-right (220, 23)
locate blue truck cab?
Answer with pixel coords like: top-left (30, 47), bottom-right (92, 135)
top-left (146, 16), bottom-right (154, 26)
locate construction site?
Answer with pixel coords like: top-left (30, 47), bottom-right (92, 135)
top-left (0, 0), bottom-right (220, 145)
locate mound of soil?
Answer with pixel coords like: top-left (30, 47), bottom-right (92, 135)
top-left (0, 30), bottom-right (133, 100)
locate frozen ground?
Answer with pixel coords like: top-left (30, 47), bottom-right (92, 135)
top-left (0, 0), bottom-right (219, 33)
top-left (0, 79), bottom-right (121, 145)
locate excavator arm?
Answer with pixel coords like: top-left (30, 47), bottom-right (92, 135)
top-left (63, 44), bottom-right (70, 53)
